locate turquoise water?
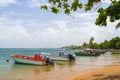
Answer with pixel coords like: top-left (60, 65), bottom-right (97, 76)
top-left (0, 48), bottom-right (120, 80)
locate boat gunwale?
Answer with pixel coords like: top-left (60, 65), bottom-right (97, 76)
top-left (10, 54), bottom-right (44, 61)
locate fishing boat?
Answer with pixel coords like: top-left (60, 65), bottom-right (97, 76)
top-left (41, 52), bottom-right (75, 64)
top-left (94, 49), bottom-right (108, 54)
top-left (74, 50), bottom-right (100, 56)
top-left (10, 54), bottom-right (53, 65)
top-left (110, 49), bottom-right (120, 54)
top-left (49, 55), bottom-right (69, 62)
top-left (49, 54), bottom-right (75, 64)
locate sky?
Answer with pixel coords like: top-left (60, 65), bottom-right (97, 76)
top-left (0, 0), bottom-right (120, 48)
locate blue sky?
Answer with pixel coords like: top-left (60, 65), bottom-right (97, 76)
top-left (0, 0), bottom-right (120, 48)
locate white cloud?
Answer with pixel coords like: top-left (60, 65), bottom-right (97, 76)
top-left (0, 16), bottom-right (30, 45)
top-left (1, 11), bottom-right (32, 19)
top-left (72, 12), bottom-right (98, 21)
top-left (0, 15), bottom-right (70, 48)
top-left (101, 0), bottom-right (111, 3)
top-left (53, 20), bottom-right (69, 32)
top-left (0, 0), bottom-right (17, 7)
top-left (28, 0), bottom-right (40, 7)
top-left (28, 0), bottom-right (50, 7)
top-left (0, 10), bottom-right (120, 48)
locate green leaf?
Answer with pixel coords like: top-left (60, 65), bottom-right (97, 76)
top-left (63, 3), bottom-right (70, 9)
top-left (78, 3), bottom-right (82, 9)
top-left (115, 22), bottom-right (120, 29)
top-left (64, 8), bottom-right (70, 14)
top-left (71, 0), bottom-right (79, 11)
top-left (51, 6), bottom-right (59, 14)
top-left (98, 8), bottom-right (104, 13)
top-left (40, 5), bottom-right (48, 10)
top-left (58, 2), bottom-right (62, 8)
top-left (64, 0), bottom-right (68, 2)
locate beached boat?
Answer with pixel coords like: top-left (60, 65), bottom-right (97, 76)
top-left (10, 54), bottom-right (53, 65)
top-left (74, 50), bottom-right (100, 56)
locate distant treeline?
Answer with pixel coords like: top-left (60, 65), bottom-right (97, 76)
top-left (62, 36), bottom-right (120, 49)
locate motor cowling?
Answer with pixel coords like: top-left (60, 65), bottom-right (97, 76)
top-left (67, 54), bottom-right (75, 61)
top-left (44, 56), bottom-right (54, 65)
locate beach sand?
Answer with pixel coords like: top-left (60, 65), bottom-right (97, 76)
top-left (67, 62), bottom-right (120, 80)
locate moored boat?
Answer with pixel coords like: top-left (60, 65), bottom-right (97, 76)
top-left (111, 52), bottom-right (120, 54)
top-left (48, 55), bottom-right (69, 64)
top-left (94, 49), bottom-right (108, 54)
top-left (41, 52), bottom-right (75, 64)
top-left (74, 50), bottom-right (100, 56)
top-left (10, 54), bottom-right (53, 65)
top-left (110, 49), bottom-right (120, 54)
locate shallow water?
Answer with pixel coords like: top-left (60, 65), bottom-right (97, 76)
top-left (0, 48), bottom-right (120, 80)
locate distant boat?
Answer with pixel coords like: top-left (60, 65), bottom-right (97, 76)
top-left (110, 49), bottom-right (120, 54)
top-left (111, 52), bottom-right (120, 54)
top-left (74, 50), bottom-right (100, 56)
top-left (10, 54), bottom-right (53, 65)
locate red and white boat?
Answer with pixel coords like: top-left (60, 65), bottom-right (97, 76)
top-left (10, 54), bottom-right (45, 65)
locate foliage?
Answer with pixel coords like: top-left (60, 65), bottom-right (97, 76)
top-left (95, 0), bottom-right (120, 29)
top-left (62, 36), bottom-right (120, 49)
top-left (99, 36), bottom-right (120, 49)
top-left (116, 42), bottom-right (120, 49)
top-left (82, 42), bottom-right (89, 48)
top-left (40, 0), bottom-right (120, 28)
top-left (93, 43), bottom-right (99, 49)
top-left (89, 37), bottom-right (94, 48)
top-left (62, 45), bottom-right (81, 49)
top-left (116, 22), bottom-right (120, 29)
top-left (99, 40), bottom-right (110, 49)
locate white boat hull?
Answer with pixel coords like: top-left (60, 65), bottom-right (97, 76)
top-left (47, 56), bottom-right (69, 64)
top-left (11, 57), bottom-right (44, 65)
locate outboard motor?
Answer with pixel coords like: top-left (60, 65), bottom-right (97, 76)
top-left (44, 56), bottom-right (54, 65)
top-left (67, 54), bottom-right (75, 61)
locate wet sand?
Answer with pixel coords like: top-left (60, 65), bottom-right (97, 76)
top-left (67, 62), bottom-right (120, 80)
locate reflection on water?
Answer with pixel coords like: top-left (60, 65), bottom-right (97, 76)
top-left (89, 57), bottom-right (98, 62)
top-left (111, 53), bottom-right (120, 62)
top-left (33, 65), bottom-right (54, 75)
top-left (56, 61), bottom-right (75, 70)
top-left (9, 64), bottom-right (55, 74)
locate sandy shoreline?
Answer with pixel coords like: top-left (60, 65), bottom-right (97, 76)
top-left (67, 62), bottom-right (120, 80)
top-left (2, 62), bottom-right (120, 80)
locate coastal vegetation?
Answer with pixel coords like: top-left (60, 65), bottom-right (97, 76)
top-left (41, 0), bottom-right (120, 29)
top-left (62, 36), bottom-right (120, 49)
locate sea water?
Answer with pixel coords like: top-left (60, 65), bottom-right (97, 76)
top-left (0, 48), bottom-right (120, 80)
